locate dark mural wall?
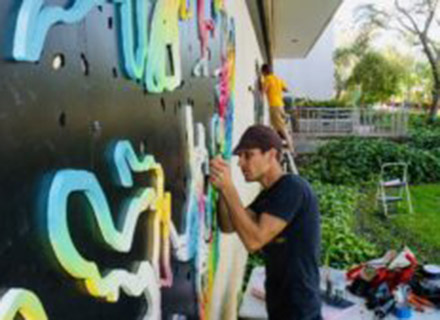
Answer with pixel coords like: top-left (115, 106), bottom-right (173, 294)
top-left (0, 0), bottom-right (236, 319)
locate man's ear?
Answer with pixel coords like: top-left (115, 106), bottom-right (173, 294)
top-left (268, 148), bottom-right (278, 161)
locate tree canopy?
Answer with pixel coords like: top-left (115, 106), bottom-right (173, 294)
top-left (349, 51), bottom-right (403, 105)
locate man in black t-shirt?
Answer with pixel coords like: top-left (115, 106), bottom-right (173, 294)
top-left (210, 124), bottom-right (322, 320)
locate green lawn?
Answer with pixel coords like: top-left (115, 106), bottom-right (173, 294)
top-left (394, 184), bottom-right (440, 248)
top-left (357, 184), bottom-right (440, 264)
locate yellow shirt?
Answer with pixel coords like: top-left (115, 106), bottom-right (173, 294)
top-left (262, 74), bottom-right (288, 107)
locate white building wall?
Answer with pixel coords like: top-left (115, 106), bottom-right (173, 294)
top-left (274, 21), bottom-right (335, 100)
top-left (209, 1), bottom-right (264, 319)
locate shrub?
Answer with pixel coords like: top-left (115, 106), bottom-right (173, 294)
top-left (409, 128), bottom-right (440, 150)
top-left (409, 114), bottom-right (440, 131)
top-left (314, 182), bottom-right (378, 269)
top-left (302, 137), bottom-right (440, 185)
top-left (294, 98), bottom-right (348, 109)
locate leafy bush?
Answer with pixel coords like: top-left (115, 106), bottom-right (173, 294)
top-left (409, 113), bottom-right (440, 131)
top-left (409, 129), bottom-right (440, 150)
top-left (314, 182), bottom-right (378, 269)
top-left (302, 137), bottom-right (440, 185)
top-left (408, 114), bottom-right (440, 150)
top-left (294, 98), bottom-right (348, 109)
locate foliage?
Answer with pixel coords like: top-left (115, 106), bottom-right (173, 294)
top-left (294, 98), bottom-right (348, 109)
top-left (408, 113), bottom-right (440, 149)
top-left (382, 48), bottom-right (432, 104)
top-left (410, 62), bottom-right (434, 105)
top-left (348, 51), bottom-right (404, 105)
top-left (358, 0), bottom-right (440, 120)
top-left (333, 21), bottom-right (374, 100)
top-left (409, 113), bottom-right (440, 131)
top-left (302, 136), bottom-right (440, 185)
top-left (409, 128), bottom-right (440, 150)
top-left (313, 182), bottom-right (378, 269)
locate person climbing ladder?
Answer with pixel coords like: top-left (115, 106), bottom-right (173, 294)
top-left (261, 63), bottom-right (295, 153)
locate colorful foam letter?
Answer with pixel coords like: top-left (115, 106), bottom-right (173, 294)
top-left (46, 140), bottom-right (176, 319)
top-left (13, 0), bottom-right (105, 61)
top-left (146, 0), bottom-right (183, 92)
top-left (0, 289), bottom-right (48, 320)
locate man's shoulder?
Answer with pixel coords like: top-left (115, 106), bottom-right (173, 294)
top-left (264, 74), bottom-right (278, 82)
top-left (278, 174), bottom-right (309, 189)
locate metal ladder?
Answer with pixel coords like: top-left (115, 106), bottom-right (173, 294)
top-left (280, 115), bottom-right (298, 174)
top-left (281, 147), bottom-right (298, 174)
top-left (377, 162), bottom-right (414, 217)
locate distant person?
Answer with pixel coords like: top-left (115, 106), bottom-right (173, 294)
top-left (261, 63), bottom-right (294, 152)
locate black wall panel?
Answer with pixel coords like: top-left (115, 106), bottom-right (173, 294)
top-left (0, 1), bottom-right (228, 319)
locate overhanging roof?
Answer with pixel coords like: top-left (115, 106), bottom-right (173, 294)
top-left (246, 0), bottom-right (344, 60)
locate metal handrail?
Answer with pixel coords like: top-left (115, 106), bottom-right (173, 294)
top-left (290, 105), bottom-right (409, 137)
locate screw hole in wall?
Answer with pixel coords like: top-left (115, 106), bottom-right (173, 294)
top-left (112, 67), bottom-right (118, 78)
top-left (161, 98), bottom-right (166, 112)
top-left (97, 5), bottom-right (103, 12)
top-left (80, 53), bottom-right (89, 76)
top-left (58, 112), bottom-right (67, 128)
top-left (108, 17), bottom-right (113, 30)
top-left (52, 53), bottom-right (65, 71)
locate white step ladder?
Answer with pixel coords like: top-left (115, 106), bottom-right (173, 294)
top-left (377, 162), bottom-right (414, 217)
top-left (281, 147), bottom-right (298, 174)
top-left (280, 110), bottom-right (298, 174)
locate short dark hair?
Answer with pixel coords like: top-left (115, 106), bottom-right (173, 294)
top-left (261, 63), bottom-right (272, 74)
top-left (233, 124), bottom-right (283, 155)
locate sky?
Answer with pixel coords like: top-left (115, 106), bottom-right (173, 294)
top-left (332, 0), bottom-right (424, 57)
top-left (334, 0), bottom-right (372, 46)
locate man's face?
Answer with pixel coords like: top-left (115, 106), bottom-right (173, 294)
top-left (237, 148), bottom-right (274, 182)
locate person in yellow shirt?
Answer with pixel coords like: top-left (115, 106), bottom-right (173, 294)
top-left (261, 64), bottom-right (294, 152)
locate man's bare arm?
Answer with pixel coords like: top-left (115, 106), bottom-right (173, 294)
top-left (218, 195), bottom-right (235, 233)
top-left (218, 195), bottom-right (257, 234)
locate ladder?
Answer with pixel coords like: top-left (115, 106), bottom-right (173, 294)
top-left (280, 114), bottom-right (298, 174)
top-left (377, 162), bottom-right (414, 217)
top-left (281, 147), bottom-right (298, 174)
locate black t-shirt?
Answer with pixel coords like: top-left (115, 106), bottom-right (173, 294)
top-left (249, 174), bottom-right (322, 320)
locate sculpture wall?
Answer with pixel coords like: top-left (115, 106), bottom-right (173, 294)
top-left (0, 0), bottom-right (263, 319)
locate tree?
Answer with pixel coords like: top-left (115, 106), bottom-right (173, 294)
top-left (383, 48), bottom-right (417, 100)
top-left (348, 51), bottom-right (403, 105)
top-left (333, 25), bottom-right (374, 100)
top-left (359, 0), bottom-right (440, 121)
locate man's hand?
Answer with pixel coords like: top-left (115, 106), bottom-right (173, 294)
top-left (209, 156), bottom-right (232, 192)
